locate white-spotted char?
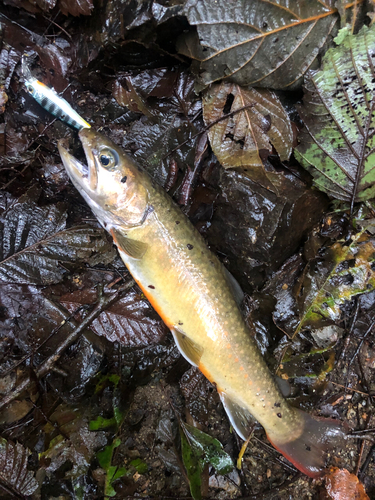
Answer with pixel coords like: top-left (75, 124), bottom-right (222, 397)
top-left (58, 129), bottom-right (346, 478)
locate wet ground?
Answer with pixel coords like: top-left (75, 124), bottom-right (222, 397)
top-left (0, 1), bottom-right (374, 499)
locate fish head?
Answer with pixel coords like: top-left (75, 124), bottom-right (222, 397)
top-left (58, 129), bottom-right (150, 229)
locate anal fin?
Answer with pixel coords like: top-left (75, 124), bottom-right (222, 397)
top-left (219, 392), bottom-right (256, 440)
top-left (172, 327), bottom-right (203, 367)
top-left (112, 228), bottom-right (148, 259)
top-left (224, 267), bottom-right (244, 307)
top-left (275, 376), bottom-right (291, 397)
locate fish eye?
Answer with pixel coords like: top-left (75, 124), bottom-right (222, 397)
top-left (99, 148), bottom-right (119, 170)
top-left (27, 85), bottom-right (35, 95)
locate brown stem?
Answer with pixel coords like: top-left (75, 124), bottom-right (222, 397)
top-left (0, 279), bottom-right (134, 412)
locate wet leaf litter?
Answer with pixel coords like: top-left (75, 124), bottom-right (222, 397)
top-left (0, 1), bottom-right (375, 500)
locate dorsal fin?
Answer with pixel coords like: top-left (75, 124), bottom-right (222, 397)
top-left (112, 228), bottom-right (148, 259)
top-left (219, 392), bottom-right (256, 440)
top-left (172, 327), bottom-right (204, 367)
top-left (224, 267), bottom-right (244, 307)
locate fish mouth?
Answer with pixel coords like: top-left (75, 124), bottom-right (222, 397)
top-left (58, 129), bottom-right (97, 194)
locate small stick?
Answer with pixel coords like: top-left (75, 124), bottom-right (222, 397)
top-left (330, 381), bottom-right (369, 396)
top-left (344, 318), bottom-right (375, 392)
top-left (0, 305), bottom-right (90, 378)
top-left (359, 443), bottom-right (375, 481)
top-left (0, 279), bottom-right (134, 412)
top-left (355, 439), bottom-right (366, 476)
top-left (163, 103), bottom-right (256, 160)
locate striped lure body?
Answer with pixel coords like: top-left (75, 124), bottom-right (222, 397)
top-left (22, 56), bottom-right (90, 131)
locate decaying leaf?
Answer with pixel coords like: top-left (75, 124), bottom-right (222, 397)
top-left (0, 225), bottom-right (116, 284)
top-left (58, 0), bottom-right (94, 17)
top-left (40, 404), bottom-right (107, 479)
top-left (180, 367), bottom-right (217, 426)
top-left (296, 24), bottom-right (375, 204)
top-left (113, 78), bottom-right (155, 118)
top-left (203, 82), bottom-right (292, 168)
top-left (111, 69), bottom-right (202, 190)
top-left (294, 236), bottom-right (375, 337)
top-left (0, 367), bottom-right (39, 425)
top-left (0, 42), bottom-right (19, 91)
top-left (206, 169), bottom-right (328, 291)
top-left (0, 437), bottom-right (39, 496)
top-left (325, 467), bottom-right (370, 500)
top-left (179, 0), bottom-right (356, 89)
top-left (0, 191), bottom-right (116, 284)
top-left (60, 288), bottom-right (168, 347)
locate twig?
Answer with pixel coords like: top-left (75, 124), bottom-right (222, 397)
top-left (1, 163), bottom-right (32, 191)
top-left (344, 318), bottom-right (375, 393)
top-left (338, 298), bottom-right (360, 363)
top-left (350, 428), bottom-right (375, 435)
top-left (42, 11), bottom-right (72, 40)
top-left (0, 305), bottom-right (90, 378)
top-left (252, 436), bottom-right (298, 474)
top-left (330, 381), bottom-right (369, 396)
top-left (359, 443), bottom-right (375, 481)
top-left (355, 439), bottom-right (366, 476)
top-left (0, 280), bottom-right (134, 412)
top-left (163, 103), bottom-right (256, 160)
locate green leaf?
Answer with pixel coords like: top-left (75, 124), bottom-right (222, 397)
top-left (294, 236), bottom-right (375, 337)
top-left (182, 422), bottom-right (233, 474)
top-left (180, 421), bottom-right (233, 500)
top-left (106, 466), bottom-right (127, 497)
top-left (130, 458), bottom-right (148, 474)
top-left (89, 416), bottom-right (117, 431)
top-left (178, 0), bottom-right (355, 90)
top-left (295, 24), bottom-right (375, 203)
top-left (94, 373), bottom-right (121, 394)
top-left (97, 439), bottom-right (120, 470)
top-left (97, 438), bottom-right (128, 497)
top-left (180, 428), bottom-right (203, 500)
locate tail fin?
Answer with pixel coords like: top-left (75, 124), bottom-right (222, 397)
top-left (267, 409), bottom-right (346, 478)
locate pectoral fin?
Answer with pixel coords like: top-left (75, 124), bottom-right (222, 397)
top-left (112, 229), bottom-right (148, 259)
top-left (172, 327), bottom-right (204, 367)
top-left (219, 392), bottom-right (256, 440)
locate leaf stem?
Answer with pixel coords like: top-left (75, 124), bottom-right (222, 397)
top-left (0, 279), bottom-right (134, 412)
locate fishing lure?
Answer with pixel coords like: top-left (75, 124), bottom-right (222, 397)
top-left (21, 54), bottom-right (90, 131)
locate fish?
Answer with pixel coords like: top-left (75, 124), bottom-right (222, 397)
top-left (58, 128), bottom-right (345, 478)
top-left (21, 54), bottom-right (91, 131)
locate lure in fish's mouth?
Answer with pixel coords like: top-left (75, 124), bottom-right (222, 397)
top-left (59, 128), bottom-right (151, 229)
top-left (58, 128), bottom-right (98, 195)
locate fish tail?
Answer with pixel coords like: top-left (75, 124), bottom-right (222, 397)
top-left (267, 409), bottom-right (346, 478)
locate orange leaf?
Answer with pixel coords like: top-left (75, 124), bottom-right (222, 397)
top-left (326, 468), bottom-right (369, 500)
